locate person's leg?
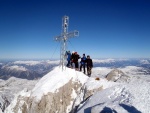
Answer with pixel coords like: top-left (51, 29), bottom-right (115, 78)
top-left (89, 67), bottom-right (91, 76)
top-left (68, 60), bottom-right (71, 67)
top-left (87, 66), bottom-right (91, 77)
top-left (75, 62), bottom-right (79, 71)
top-left (87, 66), bottom-right (90, 75)
top-left (80, 64), bottom-right (83, 71)
top-left (83, 64), bottom-right (86, 74)
top-left (67, 60), bottom-right (69, 67)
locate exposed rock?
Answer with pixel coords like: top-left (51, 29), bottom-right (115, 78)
top-left (6, 79), bottom-right (82, 113)
top-left (106, 69), bottom-right (130, 82)
top-left (71, 78), bottom-right (104, 113)
top-left (5, 67), bottom-right (88, 113)
top-left (0, 95), bottom-right (10, 112)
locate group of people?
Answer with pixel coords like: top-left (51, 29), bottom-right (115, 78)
top-left (65, 51), bottom-right (93, 76)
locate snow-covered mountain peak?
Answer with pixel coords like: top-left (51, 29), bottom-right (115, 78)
top-left (3, 65), bottom-right (150, 113)
top-left (140, 59), bottom-right (150, 64)
top-left (4, 66), bottom-right (91, 113)
top-left (13, 60), bottom-right (42, 66)
top-left (2, 65), bottom-right (27, 71)
top-left (31, 66), bottom-right (88, 100)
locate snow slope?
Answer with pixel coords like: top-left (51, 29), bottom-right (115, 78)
top-left (0, 77), bottom-right (38, 113)
top-left (3, 66), bottom-right (150, 113)
top-left (77, 76), bottom-right (150, 113)
top-left (0, 77), bottom-right (38, 101)
top-left (31, 66), bottom-right (88, 100)
top-left (5, 66), bottom-right (89, 113)
top-left (77, 66), bottom-right (150, 113)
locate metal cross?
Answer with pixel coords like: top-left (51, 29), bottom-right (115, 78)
top-left (54, 16), bottom-right (79, 70)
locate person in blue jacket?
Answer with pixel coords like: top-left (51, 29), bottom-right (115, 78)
top-left (80, 54), bottom-right (87, 74)
top-left (66, 51), bottom-right (71, 67)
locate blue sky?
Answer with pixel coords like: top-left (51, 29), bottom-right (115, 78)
top-left (0, 0), bottom-right (150, 59)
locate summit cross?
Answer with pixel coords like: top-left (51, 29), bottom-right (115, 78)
top-left (54, 16), bottom-right (79, 70)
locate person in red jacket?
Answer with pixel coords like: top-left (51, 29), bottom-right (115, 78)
top-left (86, 55), bottom-right (93, 76)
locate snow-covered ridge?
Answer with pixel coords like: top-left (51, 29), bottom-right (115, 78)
top-left (93, 58), bottom-right (128, 63)
top-left (2, 65), bottom-right (27, 71)
top-left (13, 61), bottom-right (42, 65)
top-left (2, 64), bottom-right (150, 113)
top-left (93, 59), bottom-right (115, 63)
top-left (119, 66), bottom-right (145, 75)
top-left (13, 60), bottom-right (59, 65)
top-left (0, 77), bottom-right (38, 112)
top-left (140, 59), bottom-right (150, 64)
top-left (5, 66), bottom-right (89, 113)
top-left (31, 66), bottom-right (88, 100)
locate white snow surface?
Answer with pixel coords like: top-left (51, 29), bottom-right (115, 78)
top-left (77, 76), bottom-right (150, 113)
top-left (31, 66), bottom-right (88, 100)
top-left (77, 66), bottom-right (150, 113)
top-left (92, 67), bottom-right (113, 78)
top-left (0, 77), bottom-right (38, 101)
top-left (119, 66), bottom-right (145, 75)
top-left (84, 77), bottom-right (117, 90)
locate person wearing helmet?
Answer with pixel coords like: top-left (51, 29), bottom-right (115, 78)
top-left (86, 55), bottom-right (93, 76)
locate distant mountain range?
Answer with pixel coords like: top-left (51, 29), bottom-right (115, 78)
top-left (0, 59), bottom-right (150, 80)
top-left (0, 60), bottom-right (59, 80)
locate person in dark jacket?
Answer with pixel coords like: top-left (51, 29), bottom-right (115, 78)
top-left (80, 54), bottom-right (86, 74)
top-left (66, 51), bottom-right (71, 67)
top-left (73, 52), bottom-right (80, 70)
top-left (86, 55), bottom-right (93, 76)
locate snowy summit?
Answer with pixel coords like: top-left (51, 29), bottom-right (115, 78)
top-left (4, 66), bottom-right (150, 113)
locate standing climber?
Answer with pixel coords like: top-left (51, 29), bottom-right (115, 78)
top-left (74, 52), bottom-right (80, 70)
top-left (86, 55), bottom-right (93, 77)
top-left (65, 51), bottom-right (71, 67)
top-left (80, 54), bottom-right (87, 74)
top-left (71, 51), bottom-right (75, 68)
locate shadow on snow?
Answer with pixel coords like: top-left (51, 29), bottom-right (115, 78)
top-left (83, 103), bottom-right (141, 113)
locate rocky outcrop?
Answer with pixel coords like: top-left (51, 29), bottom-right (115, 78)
top-left (0, 95), bottom-right (10, 112)
top-left (5, 67), bottom-right (121, 113)
top-left (106, 69), bottom-right (130, 82)
top-left (71, 78), bottom-right (105, 113)
top-left (5, 67), bottom-right (89, 113)
top-left (5, 79), bottom-right (83, 113)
